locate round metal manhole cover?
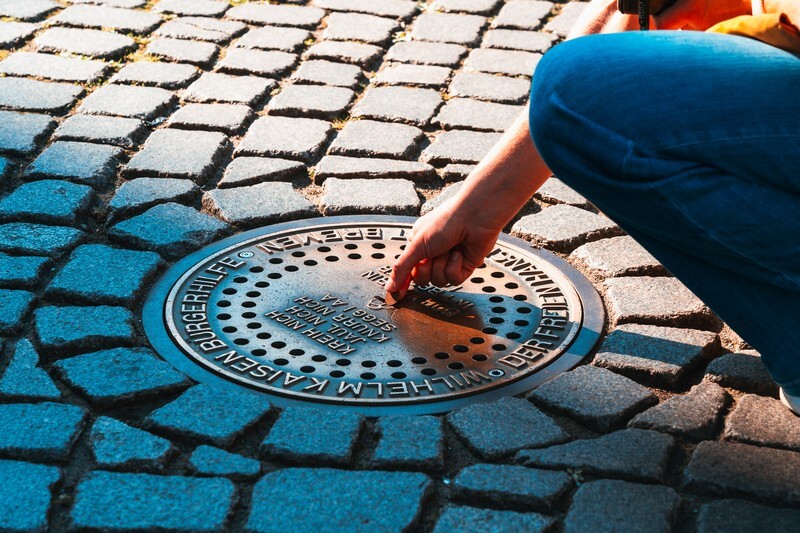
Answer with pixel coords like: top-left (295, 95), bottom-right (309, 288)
top-left (143, 216), bottom-right (604, 415)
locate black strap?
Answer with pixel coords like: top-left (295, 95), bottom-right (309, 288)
top-left (639, 0), bottom-right (650, 30)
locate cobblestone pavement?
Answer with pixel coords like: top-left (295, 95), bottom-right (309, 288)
top-left (1, 0), bottom-right (799, 531)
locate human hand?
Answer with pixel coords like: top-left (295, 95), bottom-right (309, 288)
top-left (655, 0), bottom-right (752, 30)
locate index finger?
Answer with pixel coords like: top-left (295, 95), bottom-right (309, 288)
top-left (385, 235), bottom-right (427, 299)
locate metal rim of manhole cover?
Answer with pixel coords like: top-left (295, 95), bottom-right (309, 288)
top-left (143, 215), bottom-right (604, 415)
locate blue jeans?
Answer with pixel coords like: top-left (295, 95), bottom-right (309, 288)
top-left (529, 31), bottom-right (800, 395)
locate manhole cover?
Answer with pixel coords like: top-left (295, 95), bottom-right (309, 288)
top-left (143, 216), bottom-right (604, 415)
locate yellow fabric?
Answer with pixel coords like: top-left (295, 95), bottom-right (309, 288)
top-left (708, 13), bottom-right (800, 54)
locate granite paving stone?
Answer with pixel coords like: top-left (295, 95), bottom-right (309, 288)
top-left (447, 397), bottom-right (569, 459)
top-left (261, 407), bottom-right (363, 465)
top-left (0, 77), bottom-right (83, 114)
top-left (465, 48), bottom-right (541, 76)
top-left (529, 366), bottom-right (658, 431)
top-left (421, 181), bottom-right (463, 215)
top-left (0, 21), bottom-right (41, 48)
top-left (705, 351), bottom-right (778, 395)
top-left (189, 445), bottom-right (261, 478)
top-left (684, 441), bottom-right (800, 505)
top-left (696, 499), bottom-right (800, 533)
top-left (203, 182), bottom-right (317, 227)
top-left (0, 222), bottom-right (84, 256)
top-left (604, 276), bottom-right (714, 328)
top-left (571, 235), bottom-right (667, 276)
top-left (328, 120), bottom-right (425, 159)
top-left (235, 25), bottom-right (311, 52)
top-left (34, 305), bottom-right (135, 354)
top-left (517, 429), bottom-right (676, 483)
top-left (53, 115), bottom-right (147, 149)
top-left (434, 506), bottom-right (554, 533)
top-left (315, 156), bottom-right (435, 183)
top-left (55, 347), bottom-right (188, 404)
top-left (593, 323), bottom-right (719, 388)
top-left (723, 394), bottom-right (800, 451)
top-left (146, 383), bottom-right (273, 446)
top-left (0, 253), bottom-right (51, 289)
top-left (453, 464), bottom-right (572, 510)
top-left (0, 289), bottom-right (35, 334)
top-left (535, 177), bottom-right (590, 207)
top-left (0, 51), bottom-right (107, 82)
top-left (305, 40), bottom-right (384, 65)
top-left (0, 111), bottom-right (55, 156)
top-left (353, 86), bottom-right (442, 126)
top-left (324, 12), bottom-right (398, 45)
top-left (484, 29), bottom-right (557, 52)
top-left (51, 4), bottom-right (162, 34)
top-left (372, 415), bottom-right (444, 471)
top-left (544, 2), bottom-right (587, 37)
top-left (432, 0), bottom-right (502, 15)
top-left (147, 37), bottom-right (219, 67)
top-left (448, 72), bottom-right (531, 104)
top-left (154, 0), bottom-right (228, 17)
top-left (291, 60), bottom-right (363, 88)
top-left (184, 72), bottom-right (275, 105)
top-left (226, 3), bottom-right (326, 29)
top-left (375, 63), bottom-right (452, 87)
top-left (0, 460), bottom-right (61, 532)
top-left (411, 13), bottom-right (486, 45)
top-left (421, 130), bottom-right (501, 164)
top-left (108, 202), bottom-right (229, 259)
top-left (108, 177), bottom-right (199, 222)
top-left (237, 116), bottom-right (333, 163)
top-left (25, 141), bottom-right (122, 189)
top-left (90, 416), bottom-right (173, 469)
top-left (0, 180), bottom-right (94, 226)
top-left (46, 244), bottom-right (162, 306)
top-left (444, 164), bottom-right (477, 179)
top-left (69, 0), bottom-right (147, 6)
top-left (125, 128), bottom-right (228, 182)
top-left (71, 472), bottom-right (235, 531)
top-left (154, 17), bottom-right (245, 44)
top-left (78, 84), bottom-right (176, 121)
top-left (216, 48), bottom-right (296, 77)
top-left (386, 41), bottom-right (468, 66)
top-left (493, 1), bottom-right (554, 29)
top-left (34, 27), bottom-right (135, 59)
top-left (0, 0), bottom-right (59, 21)
top-left (111, 61), bottom-right (200, 89)
top-left (321, 177), bottom-right (420, 216)
top-left (629, 382), bottom-right (730, 441)
top-left (168, 103), bottom-right (252, 134)
top-left (564, 479), bottom-right (680, 533)
top-left (436, 98), bottom-right (524, 131)
top-left (269, 84), bottom-right (354, 119)
top-left (0, 402), bottom-right (86, 461)
top-left (511, 204), bottom-right (622, 252)
top-left (0, 339), bottom-right (60, 400)
top-left (248, 469), bottom-right (432, 532)
top-left (218, 157), bottom-right (306, 188)
top-left (312, 0), bottom-right (418, 19)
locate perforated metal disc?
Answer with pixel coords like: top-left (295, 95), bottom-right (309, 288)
top-left (143, 216), bottom-right (604, 415)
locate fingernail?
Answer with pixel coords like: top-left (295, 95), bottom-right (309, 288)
top-left (449, 250), bottom-right (460, 262)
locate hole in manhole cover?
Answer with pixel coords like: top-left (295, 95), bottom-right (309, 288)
top-left (143, 216), bottom-right (604, 415)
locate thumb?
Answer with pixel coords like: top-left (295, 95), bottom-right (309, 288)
top-left (385, 236), bottom-right (427, 296)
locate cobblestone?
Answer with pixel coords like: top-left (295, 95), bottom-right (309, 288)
top-left (34, 305), bottom-right (135, 355)
top-left (571, 235), bottom-right (667, 277)
top-left (248, 468), bottom-right (431, 532)
top-left (0, 459), bottom-right (61, 532)
top-left (108, 177), bottom-right (199, 222)
top-left (375, 63), bottom-right (452, 87)
top-left (0, 289), bottom-right (35, 334)
top-left (218, 157), bottom-right (306, 188)
top-left (168, 103), bottom-right (253, 134)
top-left (184, 72), bottom-right (275, 105)
top-left (216, 48), bottom-right (296, 78)
top-left (433, 0), bottom-right (502, 15)
top-left (447, 397), bottom-right (569, 459)
top-left (529, 366), bottom-right (657, 431)
top-left (705, 351), bottom-right (778, 395)
top-left (412, 13), bottom-right (486, 45)
top-left (0, 111), bottom-right (54, 156)
top-left (108, 202), bottom-right (229, 259)
top-left (90, 416), bottom-right (174, 469)
top-left (261, 407), bottom-right (363, 465)
top-left (52, 4), bottom-right (161, 34)
top-left (353, 86), bottom-right (443, 126)
top-left (448, 72), bottom-right (531, 104)
top-left (325, 12), bottom-right (398, 45)
top-left (321, 178), bottom-right (420, 215)
top-left (78, 84), bottom-right (176, 121)
top-left (0, 77), bottom-right (83, 114)
top-left (684, 441), bottom-right (800, 505)
top-left (203, 182), bottom-right (317, 226)
top-left (0, 222), bottom-right (84, 256)
top-left (512, 205), bottom-right (621, 253)
top-left (421, 182), bottom-right (463, 215)
top-left (723, 394), bottom-right (800, 451)
top-left (443, 164), bottom-right (477, 179)
top-left (306, 40), bottom-right (384, 65)
top-left (453, 463), bottom-right (571, 510)
top-left (236, 25), bottom-right (310, 52)
top-left (534, 177), bottom-right (589, 207)
top-left (435, 98), bottom-right (523, 132)
top-left (291, 59), bottom-right (362, 88)
top-left (313, 0), bottom-right (418, 19)
top-left (71, 472), bottom-right (235, 531)
top-left (329, 120), bottom-right (424, 159)
top-left (26, 141), bottom-right (122, 189)
top-left (593, 323), bottom-right (719, 388)
top-left (465, 48), bottom-right (541, 76)
top-left (0, 51), bottom-right (107, 83)
top-left (154, 0), bottom-right (229, 17)
top-left (0, 180), bottom-right (95, 226)
top-left (112, 61), bottom-right (200, 89)
top-left (227, 3), bottom-right (325, 29)
top-left (434, 506), bottom-right (554, 533)
top-left (0, 339), bottom-right (61, 400)
top-left (269, 84), bottom-right (354, 119)
top-left (0, 0), bottom-right (58, 21)
top-left (189, 445), bottom-right (261, 478)
top-left (237, 116), bottom-right (332, 163)
top-left (34, 27), bottom-right (135, 59)
top-left (125, 128), bottom-right (228, 182)
top-left (155, 17), bottom-right (246, 43)
top-left (564, 479), bottom-right (680, 533)
top-left (315, 156), bottom-right (435, 182)
top-left (0, 253), bottom-right (51, 289)
top-left (386, 41), bottom-right (468, 66)
top-left (484, 29), bottom-right (557, 53)
top-left (517, 429), bottom-right (676, 483)
top-left (53, 114), bottom-right (147, 149)
top-left (544, 2), bottom-right (587, 37)
top-left (0, 402), bottom-right (86, 461)
top-left (147, 37), bottom-right (219, 67)
top-left (696, 499), bottom-right (800, 533)
top-left (372, 415), bottom-right (444, 471)
top-left (146, 384), bottom-right (273, 446)
top-left (604, 276), bottom-right (714, 328)
top-left (493, 1), bottom-right (554, 29)
top-left (629, 382), bottom-right (730, 441)
top-left (421, 130), bottom-right (501, 165)
top-left (0, 21), bottom-right (38, 47)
